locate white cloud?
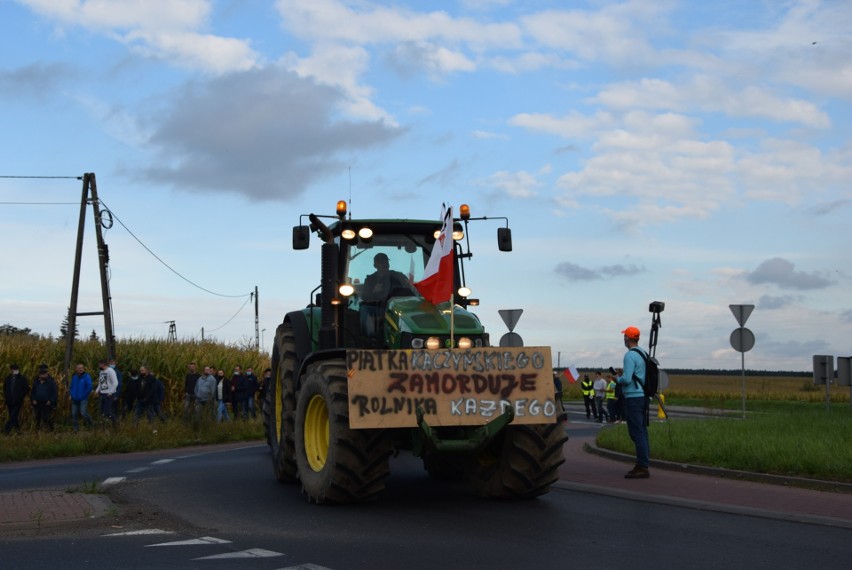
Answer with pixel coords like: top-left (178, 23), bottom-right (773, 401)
top-left (481, 170), bottom-right (541, 198)
top-left (594, 76), bottom-right (830, 128)
top-left (472, 130), bottom-right (508, 140)
top-left (508, 110), bottom-right (615, 139)
top-left (275, 0), bottom-right (522, 50)
top-left (18, 0), bottom-right (259, 75)
top-left (20, 0), bottom-right (210, 31)
top-left (521, 2), bottom-right (667, 65)
top-left (282, 44), bottom-right (392, 122)
top-left (738, 139), bottom-right (852, 205)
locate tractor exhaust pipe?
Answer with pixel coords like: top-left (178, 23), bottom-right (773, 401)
top-left (309, 214), bottom-right (338, 350)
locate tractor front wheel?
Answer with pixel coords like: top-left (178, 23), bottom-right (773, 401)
top-left (265, 323), bottom-right (298, 483)
top-left (463, 413), bottom-right (568, 499)
top-left (294, 360), bottom-right (391, 504)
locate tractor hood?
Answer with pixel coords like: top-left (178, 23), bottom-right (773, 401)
top-left (386, 296), bottom-right (484, 336)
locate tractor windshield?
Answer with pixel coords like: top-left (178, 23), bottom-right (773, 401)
top-left (345, 232), bottom-right (431, 296)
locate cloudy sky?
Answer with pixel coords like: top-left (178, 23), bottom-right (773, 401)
top-left (1, 0), bottom-right (849, 372)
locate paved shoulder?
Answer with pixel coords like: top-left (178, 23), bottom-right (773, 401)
top-left (557, 416), bottom-right (852, 529)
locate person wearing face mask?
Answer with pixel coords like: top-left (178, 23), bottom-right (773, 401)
top-left (4, 364), bottom-right (30, 434)
top-left (614, 326), bottom-right (650, 479)
top-left (216, 369), bottom-right (231, 422)
top-left (194, 365), bottom-right (217, 418)
top-left (135, 366), bottom-right (157, 423)
top-left (230, 365), bottom-right (249, 420)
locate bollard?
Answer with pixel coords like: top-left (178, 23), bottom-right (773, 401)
top-left (657, 393), bottom-right (667, 419)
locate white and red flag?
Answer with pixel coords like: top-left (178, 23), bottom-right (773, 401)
top-left (415, 205), bottom-right (454, 305)
top-left (563, 364), bottom-right (580, 384)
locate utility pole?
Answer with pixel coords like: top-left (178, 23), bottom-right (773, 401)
top-left (254, 285), bottom-right (260, 350)
top-left (166, 321), bottom-right (177, 342)
top-left (64, 173), bottom-right (116, 376)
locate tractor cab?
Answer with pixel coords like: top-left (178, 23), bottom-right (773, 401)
top-left (292, 202), bottom-right (511, 351)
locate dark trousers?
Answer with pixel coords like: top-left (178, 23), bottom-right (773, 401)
top-left (100, 395), bottom-right (116, 425)
top-left (4, 403), bottom-right (23, 433)
top-left (32, 403), bottom-right (54, 430)
top-left (582, 395), bottom-right (594, 418)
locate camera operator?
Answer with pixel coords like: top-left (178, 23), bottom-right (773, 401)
top-left (615, 326), bottom-right (650, 479)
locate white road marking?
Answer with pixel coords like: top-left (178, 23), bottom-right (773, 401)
top-left (101, 477), bottom-right (126, 486)
top-left (193, 548), bottom-right (284, 560)
top-left (146, 536), bottom-right (231, 547)
top-left (151, 459), bottom-right (175, 465)
top-left (125, 467), bottom-right (150, 473)
top-left (104, 529), bottom-right (176, 537)
top-left (277, 565), bottom-right (335, 570)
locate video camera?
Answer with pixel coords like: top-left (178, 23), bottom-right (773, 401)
top-left (648, 300), bottom-right (664, 357)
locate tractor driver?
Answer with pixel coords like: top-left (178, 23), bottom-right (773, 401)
top-left (359, 253), bottom-right (413, 336)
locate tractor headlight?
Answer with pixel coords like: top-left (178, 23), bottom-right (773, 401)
top-left (457, 337), bottom-right (473, 349)
top-left (425, 336), bottom-right (441, 350)
top-left (411, 338), bottom-right (424, 349)
top-left (339, 284), bottom-right (354, 297)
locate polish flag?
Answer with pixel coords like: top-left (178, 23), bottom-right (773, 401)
top-left (563, 364), bottom-right (579, 384)
top-left (415, 205), bottom-right (454, 305)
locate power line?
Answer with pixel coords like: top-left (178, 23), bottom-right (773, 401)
top-left (98, 197), bottom-right (250, 299)
top-left (206, 295), bottom-right (253, 332)
top-left (0, 201), bottom-right (79, 205)
top-left (0, 175), bottom-right (81, 179)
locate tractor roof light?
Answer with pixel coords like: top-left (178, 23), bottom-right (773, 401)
top-left (458, 286), bottom-right (471, 298)
top-left (358, 227), bottom-right (373, 241)
top-left (336, 200), bottom-right (347, 219)
top-left (460, 204), bottom-right (470, 220)
top-left (434, 229), bottom-right (464, 241)
top-left (339, 284), bottom-right (355, 297)
top-left (341, 228), bottom-right (356, 240)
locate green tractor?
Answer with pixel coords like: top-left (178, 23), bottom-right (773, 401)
top-left (263, 201), bottom-right (566, 503)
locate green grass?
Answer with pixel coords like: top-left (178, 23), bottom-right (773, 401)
top-left (596, 405), bottom-right (852, 483)
top-left (0, 416), bottom-right (265, 462)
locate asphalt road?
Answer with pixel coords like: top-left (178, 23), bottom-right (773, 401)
top-left (0, 437), bottom-right (850, 569)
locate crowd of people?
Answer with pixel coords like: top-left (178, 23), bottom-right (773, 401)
top-left (579, 370), bottom-right (624, 424)
top-left (2, 359), bottom-right (271, 434)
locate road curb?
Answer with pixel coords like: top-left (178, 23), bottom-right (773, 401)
top-left (0, 490), bottom-right (112, 529)
top-left (583, 441), bottom-right (852, 494)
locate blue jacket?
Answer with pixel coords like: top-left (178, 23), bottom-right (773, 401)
top-left (616, 347), bottom-right (647, 399)
top-left (69, 372), bottom-right (93, 402)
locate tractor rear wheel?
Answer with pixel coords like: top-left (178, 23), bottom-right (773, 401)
top-left (294, 360), bottom-right (391, 504)
top-left (265, 323), bottom-right (298, 482)
top-left (463, 414), bottom-right (568, 498)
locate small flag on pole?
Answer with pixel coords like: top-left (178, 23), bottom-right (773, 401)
top-left (563, 364), bottom-right (579, 384)
top-left (414, 205), bottom-right (454, 305)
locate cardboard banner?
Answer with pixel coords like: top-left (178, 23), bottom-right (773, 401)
top-left (346, 347), bottom-right (556, 429)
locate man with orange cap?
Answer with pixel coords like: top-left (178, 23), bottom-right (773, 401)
top-left (615, 326), bottom-right (650, 479)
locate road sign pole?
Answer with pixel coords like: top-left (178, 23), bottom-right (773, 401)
top-left (741, 340), bottom-right (746, 420)
top-left (729, 305), bottom-right (755, 420)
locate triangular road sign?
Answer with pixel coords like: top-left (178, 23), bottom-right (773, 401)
top-left (498, 309), bottom-right (523, 332)
top-left (729, 304), bottom-right (755, 327)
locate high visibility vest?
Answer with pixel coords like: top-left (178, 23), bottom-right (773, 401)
top-left (605, 381), bottom-right (616, 399)
top-left (581, 379), bottom-right (594, 396)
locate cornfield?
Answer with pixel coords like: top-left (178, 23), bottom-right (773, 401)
top-left (1, 335), bottom-right (270, 426)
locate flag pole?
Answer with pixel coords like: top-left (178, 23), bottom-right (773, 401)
top-left (450, 293), bottom-right (455, 346)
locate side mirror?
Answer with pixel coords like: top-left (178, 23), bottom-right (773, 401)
top-left (497, 227), bottom-right (512, 252)
top-left (293, 226), bottom-right (310, 250)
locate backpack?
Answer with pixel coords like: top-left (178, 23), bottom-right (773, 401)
top-left (630, 347), bottom-right (660, 398)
